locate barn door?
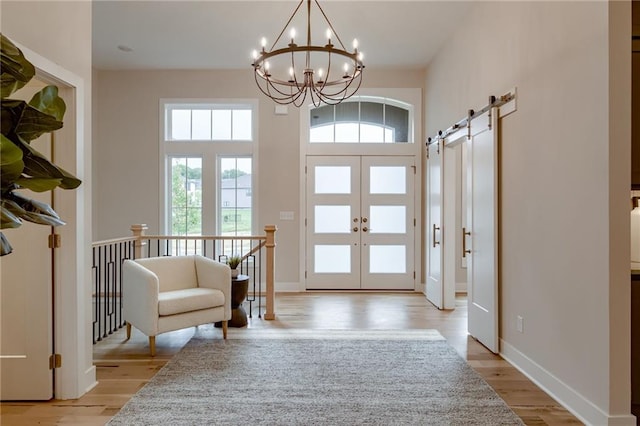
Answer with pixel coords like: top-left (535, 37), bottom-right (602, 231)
top-left (465, 109), bottom-right (499, 353)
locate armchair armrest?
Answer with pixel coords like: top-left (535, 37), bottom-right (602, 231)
top-left (122, 259), bottom-right (160, 336)
top-left (194, 256), bottom-right (232, 319)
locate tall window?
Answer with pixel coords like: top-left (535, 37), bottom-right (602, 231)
top-left (161, 100), bottom-right (257, 238)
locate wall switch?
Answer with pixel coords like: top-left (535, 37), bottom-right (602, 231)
top-left (516, 315), bottom-right (524, 333)
top-left (279, 211), bottom-right (294, 220)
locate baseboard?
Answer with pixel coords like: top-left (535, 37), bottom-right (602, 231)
top-left (455, 282), bottom-right (467, 293)
top-left (82, 365), bottom-right (98, 395)
top-left (500, 339), bottom-right (636, 426)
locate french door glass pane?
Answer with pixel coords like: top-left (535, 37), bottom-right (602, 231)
top-left (370, 166), bottom-right (406, 194)
top-left (369, 245), bottom-right (406, 273)
top-left (315, 166), bottom-right (351, 194)
top-left (369, 206), bottom-right (406, 234)
top-left (314, 245), bottom-right (351, 273)
top-left (314, 205), bottom-right (351, 233)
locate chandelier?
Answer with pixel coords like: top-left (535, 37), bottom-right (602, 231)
top-left (251, 0), bottom-right (364, 107)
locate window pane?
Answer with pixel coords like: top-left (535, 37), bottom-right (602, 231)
top-left (315, 205), bottom-right (351, 233)
top-left (370, 166), bottom-right (406, 194)
top-left (335, 122), bottom-right (359, 143)
top-left (369, 206), bottom-right (406, 233)
top-left (384, 104), bottom-right (409, 142)
top-left (212, 110), bottom-right (232, 140)
top-left (232, 110), bottom-right (252, 140)
top-left (315, 166), bottom-right (351, 194)
top-left (315, 245), bottom-right (351, 273)
top-left (171, 109), bottom-right (191, 140)
top-left (170, 157), bottom-right (202, 236)
top-left (310, 124), bottom-right (334, 143)
top-left (191, 110), bottom-right (212, 140)
top-left (308, 99), bottom-right (412, 144)
top-left (369, 245), bottom-right (406, 273)
top-left (360, 123), bottom-right (384, 143)
top-left (220, 157), bottom-right (252, 236)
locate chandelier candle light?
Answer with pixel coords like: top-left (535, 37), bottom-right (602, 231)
top-left (251, 0), bottom-right (364, 107)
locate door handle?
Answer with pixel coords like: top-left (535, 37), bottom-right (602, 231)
top-left (362, 227), bottom-right (368, 232)
top-left (462, 227), bottom-right (471, 258)
top-left (353, 227), bottom-right (359, 232)
top-left (362, 217), bottom-right (368, 223)
top-left (432, 224), bottom-right (440, 247)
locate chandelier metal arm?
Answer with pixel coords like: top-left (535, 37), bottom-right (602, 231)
top-left (314, 0), bottom-right (348, 51)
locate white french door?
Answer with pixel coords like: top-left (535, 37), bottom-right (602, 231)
top-left (305, 156), bottom-right (415, 290)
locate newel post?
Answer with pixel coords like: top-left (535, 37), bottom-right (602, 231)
top-left (264, 224), bottom-right (277, 320)
top-left (130, 224), bottom-right (148, 259)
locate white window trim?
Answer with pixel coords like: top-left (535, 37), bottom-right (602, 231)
top-left (159, 99), bottom-right (259, 236)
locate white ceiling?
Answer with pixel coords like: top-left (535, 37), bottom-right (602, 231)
top-left (92, 1), bottom-right (473, 70)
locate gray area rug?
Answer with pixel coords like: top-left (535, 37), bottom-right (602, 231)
top-left (107, 329), bottom-right (524, 425)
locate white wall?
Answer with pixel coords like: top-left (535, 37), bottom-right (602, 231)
top-left (424, 1), bottom-right (631, 424)
top-left (1, 1), bottom-right (94, 398)
top-left (93, 68), bottom-right (425, 285)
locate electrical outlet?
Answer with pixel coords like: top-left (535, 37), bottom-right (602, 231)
top-left (516, 315), bottom-right (524, 333)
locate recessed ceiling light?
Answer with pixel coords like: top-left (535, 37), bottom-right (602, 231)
top-left (117, 45), bottom-right (133, 52)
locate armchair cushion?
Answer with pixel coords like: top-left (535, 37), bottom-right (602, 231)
top-left (158, 288), bottom-right (225, 316)
top-left (135, 256), bottom-right (199, 292)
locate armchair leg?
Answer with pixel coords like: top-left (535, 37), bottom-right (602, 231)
top-left (149, 336), bottom-right (156, 357)
top-left (126, 323), bottom-right (132, 340)
top-left (222, 321), bottom-right (228, 339)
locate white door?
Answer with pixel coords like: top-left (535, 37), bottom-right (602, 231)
top-left (426, 140), bottom-right (444, 308)
top-left (306, 156), bottom-right (415, 290)
top-left (465, 109), bottom-right (499, 353)
top-left (0, 80), bottom-right (54, 399)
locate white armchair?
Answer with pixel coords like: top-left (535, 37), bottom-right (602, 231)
top-left (122, 255), bottom-right (231, 356)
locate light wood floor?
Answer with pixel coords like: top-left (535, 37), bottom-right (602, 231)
top-left (1, 293), bottom-right (583, 425)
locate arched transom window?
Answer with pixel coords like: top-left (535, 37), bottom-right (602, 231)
top-left (309, 97), bottom-right (412, 144)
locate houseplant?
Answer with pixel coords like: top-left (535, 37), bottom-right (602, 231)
top-left (227, 255), bottom-right (242, 278)
top-left (0, 33), bottom-right (81, 256)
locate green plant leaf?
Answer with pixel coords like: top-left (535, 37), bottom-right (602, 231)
top-left (0, 200), bottom-right (23, 229)
top-left (29, 85), bottom-right (66, 121)
top-left (0, 34), bottom-right (35, 99)
top-left (0, 134), bottom-right (24, 186)
top-left (8, 192), bottom-right (61, 221)
top-left (0, 232), bottom-right (13, 256)
top-left (1, 99), bottom-right (63, 143)
top-left (8, 135), bottom-right (82, 189)
top-left (15, 177), bottom-right (63, 192)
top-left (21, 210), bottom-right (65, 226)
top-left (4, 193), bottom-right (64, 227)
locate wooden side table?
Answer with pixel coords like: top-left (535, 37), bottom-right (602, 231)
top-left (216, 274), bottom-right (249, 328)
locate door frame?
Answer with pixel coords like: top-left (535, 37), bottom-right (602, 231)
top-left (299, 88), bottom-right (423, 292)
top-left (11, 41), bottom-right (96, 399)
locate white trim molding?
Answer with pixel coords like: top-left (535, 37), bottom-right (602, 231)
top-left (501, 339), bottom-right (636, 426)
